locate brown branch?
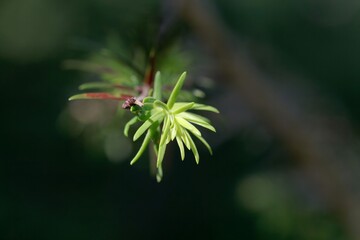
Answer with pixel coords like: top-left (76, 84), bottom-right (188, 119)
top-left (173, 0), bottom-right (360, 239)
top-left (143, 49), bottom-right (157, 86)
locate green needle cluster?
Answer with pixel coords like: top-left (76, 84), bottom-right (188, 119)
top-left (125, 72), bottom-right (219, 182)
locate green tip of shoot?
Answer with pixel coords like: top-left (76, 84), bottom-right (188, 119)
top-left (153, 71), bottom-right (162, 100)
top-left (167, 72), bottom-right (187, 108)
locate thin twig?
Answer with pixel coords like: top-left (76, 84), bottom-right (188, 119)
top-left (173, 0), bottom-right (360, 238)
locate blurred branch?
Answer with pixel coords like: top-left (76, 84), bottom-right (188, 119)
top-left (173, 0), bottom-right (360, 239)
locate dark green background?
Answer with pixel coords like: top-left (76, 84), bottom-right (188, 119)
top-left (1, 0), bottom-right (359, 239)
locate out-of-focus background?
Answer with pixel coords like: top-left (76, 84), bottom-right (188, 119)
top-left (1, 0), bottom-right (360, 239)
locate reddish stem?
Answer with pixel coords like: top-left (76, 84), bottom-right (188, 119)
top-left (144, 49), bottom-right (156, 87)
top-left (84, 93), bottom-right (131, 100)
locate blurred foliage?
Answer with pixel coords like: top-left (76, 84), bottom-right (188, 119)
top-left (61, 33), bottom-right (209, 170)
top-left (0, 0), bottom-right (358, 239)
